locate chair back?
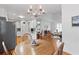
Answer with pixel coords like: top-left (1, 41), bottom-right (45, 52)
top-left (2, 41), bottom-right (9, 55)
top-left (54, 42), bottom-right (64, 55)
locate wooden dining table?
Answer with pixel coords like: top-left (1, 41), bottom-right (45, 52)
top-left (13, 39), bottom-right (56, 55)
top-left (13, 32), bottom-right (71, 55)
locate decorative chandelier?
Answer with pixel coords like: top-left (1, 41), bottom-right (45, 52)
top-left (27, 5), bottom-right (45, 17)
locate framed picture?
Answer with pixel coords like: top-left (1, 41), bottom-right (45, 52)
top-left (72, 16), bottom-right (79, 26)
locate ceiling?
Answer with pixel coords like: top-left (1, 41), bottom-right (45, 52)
top-left (0, 4), bottom-right (61, 22)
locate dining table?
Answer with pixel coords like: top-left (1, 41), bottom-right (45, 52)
top-left (13, 32), bottom-right (71, 55)
top-left (13, 39), bottom-right (56, 55)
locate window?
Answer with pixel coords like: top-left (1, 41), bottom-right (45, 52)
top-left (56, 23), bottom-right (62, 32)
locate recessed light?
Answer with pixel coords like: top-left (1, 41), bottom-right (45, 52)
top-left (37, 21), bottom-right (40, 24)
top-left (18, 15), bottom-right (25, 18)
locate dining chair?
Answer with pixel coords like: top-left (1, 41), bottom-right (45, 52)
top-left (2, 41), bottom-right (13, 55)
top-left (2, 41), bottom-right (9, 55)
top-left (53, 42), bottom-right (64, 55)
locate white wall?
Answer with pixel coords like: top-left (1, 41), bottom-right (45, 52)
top-left (62, 4), bottom-right (79, 54)
top-left (40, 13), bottom-right (61, 33)
top-left (0, 8), bottom-right (7, 17)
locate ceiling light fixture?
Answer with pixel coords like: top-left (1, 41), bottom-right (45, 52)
top-left (27, 5), bottom-right (46, 17)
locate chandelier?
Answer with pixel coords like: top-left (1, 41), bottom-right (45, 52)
top-left (27, 5), bottom-right (45, 17)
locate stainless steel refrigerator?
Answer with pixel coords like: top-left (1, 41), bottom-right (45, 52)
top-left (0, 21), bottom-right (16, 51)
